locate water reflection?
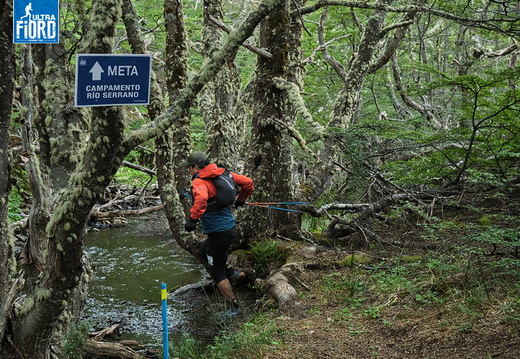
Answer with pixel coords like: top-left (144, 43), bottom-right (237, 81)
top-left (83, 215), bottom-right (204, 345)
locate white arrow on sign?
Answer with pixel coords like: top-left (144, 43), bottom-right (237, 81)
top-left (89, 62), bottom-right (104, 81)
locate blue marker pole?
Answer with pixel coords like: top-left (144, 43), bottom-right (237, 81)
top-left (161, 282), bottom-right (169, 359)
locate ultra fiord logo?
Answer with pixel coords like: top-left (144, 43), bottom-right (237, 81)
top-left (14, 1), bottom-right (59, 43)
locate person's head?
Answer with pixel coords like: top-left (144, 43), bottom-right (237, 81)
top-left (180, 151), bottom-right (210, 175)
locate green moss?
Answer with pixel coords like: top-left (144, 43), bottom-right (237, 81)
top-left (310, 231), bottom-right (334, 246)
top-left (477, 215), bottom-right (493, 226)
top-left (400, 255), bottom-right (423, 264)
top-left (339, 253), bottom-right (369, 268)
top-left (34, 288), bottom-right (52, 302)
top-left (19, 297), bottom-right (35, 316)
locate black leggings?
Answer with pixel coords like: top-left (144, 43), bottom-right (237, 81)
top-left (198, 226), bottom-right (237, 283)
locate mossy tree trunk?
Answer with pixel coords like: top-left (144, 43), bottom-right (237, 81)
top-left (156, 0), bottom-right (200, 256)
top-left (0, 0), bottom-right (15, 348)
top-left (199, 0), bottom-right (243, 164)
top-left (240, 0), bottom-right (302, 240)
top-left (5, 1), bottom-right (125, 357)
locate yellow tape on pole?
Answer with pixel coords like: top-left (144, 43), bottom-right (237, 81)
top-left (161, 283), bottom-right (169, 358)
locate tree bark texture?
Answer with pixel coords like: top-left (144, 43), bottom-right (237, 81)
top-left (84, 339), bottom-right (146, 359)
top-left (32, 42), bottom-right (86, 190)
top-left (156, 0), bottom-right (199, 256)
top-left (199, 0), bottom-right (244, 164)
top-left (240, 0), bottom-right (302, 241)
top-left (0, 0), bottom-right (15, 349)
top-left (6, 1), bottom-right (125, 357)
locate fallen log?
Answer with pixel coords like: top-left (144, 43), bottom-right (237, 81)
top-left (90, 205), bottom-right (164, 220)
top-left (258, 263), bottom-right (301, 307)
top-left (97, 195), bottom-right (161, 211)
top-left (85, 324), bottom-right (154, 359)
top-left (90, 323), bottom-right (121, 339)
top-left (122, 160), bottom-right (156, 176)
top-left (170, 278), bottom-right (214, 297)
top-left (83, 338), bottom-right (147, 359)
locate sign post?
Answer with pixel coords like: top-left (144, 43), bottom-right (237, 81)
top-left (161, 283), bottom-right (169, 359)
top-left (14, 0), bottom-right (59, 44)
top-left (75, 54), bottom-right (152, 107)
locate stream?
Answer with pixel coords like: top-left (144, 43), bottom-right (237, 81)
top-left (82, 212), bottom-right (205, 347)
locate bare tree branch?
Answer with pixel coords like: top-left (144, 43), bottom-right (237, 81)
top-left (208, 14), bottom-right (273, 59)
top-left (369, 9), bottom-right (417, 73)
top-left (316, 7), bottom-right (347, 81)
top-left (391, 55), bottom-right (444, 128)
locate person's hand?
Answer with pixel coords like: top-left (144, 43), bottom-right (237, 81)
top-left (184, 218), bottom-right (198, 232)
top-left (235, 201), bottom-right (245, 209)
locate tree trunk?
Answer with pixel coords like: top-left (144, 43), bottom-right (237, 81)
top-left (199, 0), bottom-right (243, 164)
top-left (6, 1), bottom-right (125, 357)
top-left (0, 0), bottom-right (15, 348)
top-left (156, 0), bottom-right (201, 257)
top-left (241, 0), bottom-right (301, 241)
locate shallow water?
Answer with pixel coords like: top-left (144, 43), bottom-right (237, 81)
top-left (83, 215), bottom-right (205, 346)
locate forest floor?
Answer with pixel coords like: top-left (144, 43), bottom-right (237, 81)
top-left (171, 190), bottom-right (520, 359)
top-left (251, 257), bottom-right (519, 359)
top-left (178, 249), bottom-right (519, 359)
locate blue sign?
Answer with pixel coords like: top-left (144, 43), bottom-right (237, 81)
top-left (14, 0), bottom-right (59, 43)
top-left (75, 54), bottom-right (152, 107)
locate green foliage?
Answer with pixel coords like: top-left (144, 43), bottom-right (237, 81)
top-left (377, 65), bottom-right (520, 187)
top-left (363, 305), bottom-right (384, 319)
top-left (503, 294), bottom-right (520, 333)
top-left (170, 313), bottom-right (285, 359)
top-left (63, 321), bottom-right (91, 359)
top-left (125, 146), bottom-right (155, 168)
top-left (114, 166), bottom-right (156, 187)
top-left (318, 205), bottom-right (519, 330)
top-left (170, 333), bottom-right (206, 359)
top-left (132, 0), bottom-right (167, 52)
top-left (190, 111), bottom-right (208, 149)
top-left (8, 187), bottom-right (26, 221)
top-left (249, 240), bottom-right (289, 273)
top-left (321, 272), bottom-right (365, 302)
top-left (373, 267), bottom-right (415, 296)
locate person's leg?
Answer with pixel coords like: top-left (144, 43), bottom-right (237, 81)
top-left (216, 278), bottom-right (235, 301)
top-left (206, 227), bottom-right (237, 300)
top-left (198, 239), bottom-right (209, 265)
